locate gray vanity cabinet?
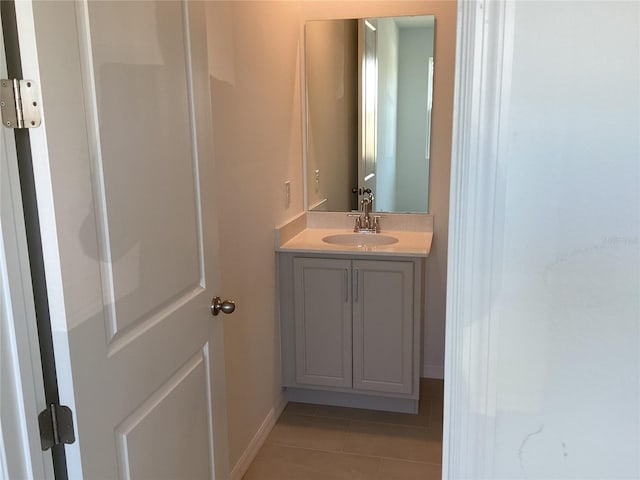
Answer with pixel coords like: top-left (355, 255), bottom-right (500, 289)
top-left (283, 254), bottom-right (421, 412)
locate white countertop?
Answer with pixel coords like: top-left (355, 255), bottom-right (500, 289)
top-left (277, 227), bottom-right (433, 257)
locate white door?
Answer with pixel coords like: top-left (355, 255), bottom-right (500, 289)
top-left (14, 1), bottom-right (230, 478)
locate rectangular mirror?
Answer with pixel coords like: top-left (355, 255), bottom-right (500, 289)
top-left (305, 15), bottom-right (435, 213)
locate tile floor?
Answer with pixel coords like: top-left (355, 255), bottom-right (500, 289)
top-left (243, 379), bottom-right (443, 480)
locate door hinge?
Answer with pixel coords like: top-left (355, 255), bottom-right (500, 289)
top-left (0, 78), bottom-right (41, 129)
top-left (38, 403), bottom-right (76, 450)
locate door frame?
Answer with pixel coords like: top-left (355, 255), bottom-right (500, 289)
top-left (442, 1), bottom-right (514, 478)
top-left (0, 121), bottom-right (53, 480)
top-left (0, 128), bottom-right (53, 480)
top-left (0, 4), bottom-right (53, 478)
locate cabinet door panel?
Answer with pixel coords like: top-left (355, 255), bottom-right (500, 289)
top-left (293, 258), bottom-right (352, 387)
top-left (353, 260), bottom-right (414, 394)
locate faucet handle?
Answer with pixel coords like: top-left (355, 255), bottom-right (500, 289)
top-left (372, 215), bottom-right (384, 233)
top-left (347, 213), bottom-right (362, 232)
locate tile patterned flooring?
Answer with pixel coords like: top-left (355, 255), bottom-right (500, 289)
top-left (243, 379), bottom-right (443, 480)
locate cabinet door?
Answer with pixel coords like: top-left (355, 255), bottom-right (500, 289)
top-left (353, 260), bottom-right (414, 394)
top-left (293, 258), bottom-right (352, 387)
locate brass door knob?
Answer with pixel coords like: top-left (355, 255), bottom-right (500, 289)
top-left (211, 297), bottom-right (235, 316)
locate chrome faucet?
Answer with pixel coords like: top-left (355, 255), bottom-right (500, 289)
top-left (348, 192), bottom-right (381, 233)
top-left (361, 196), bottom-right (372, 230)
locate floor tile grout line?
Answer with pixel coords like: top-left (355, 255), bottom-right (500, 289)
top-left (283, 411), bottom-right (435, 430)
top-left (310, 417), bottom-right (431, 429)
top-left (268, 436), bottom-right (443, 467)
top-left (341, 419), bottom-right (353, 453)
top-left (249, 446), bottom-right (442, 479)
top-left (256, 436), bottom-right (442, 475)
top-left (375, 454), bottom-right (383, 475)
top-left (261, 440), bottom-right (394, 462)
top-left (268, 439), bottom-right (349, 456)
top-left (348, 418), bottom-right (433, 431)
top-left (269, 389), bottom-right (444, 473)
top-left (377, 454), bottom-right (443, 466)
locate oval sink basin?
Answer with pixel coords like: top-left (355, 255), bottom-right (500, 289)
top-left (322, 233), bottom-right (399, 247)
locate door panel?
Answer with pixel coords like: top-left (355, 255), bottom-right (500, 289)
top-left (116, 348), bottom-right (212, 480)
top-left (16, 1), bottom-right (228, 478)
top-left (353, 260), bottom-right (413, 394)
top-left (293, 258), bottom-right (352, 388)
top-left (79, 1), bottom-right (203, 343)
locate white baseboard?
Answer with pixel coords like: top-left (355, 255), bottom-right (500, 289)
top-left (228, 392), bottom-right (287, 480)
top-left (422, 364), bottom-right (444, 379)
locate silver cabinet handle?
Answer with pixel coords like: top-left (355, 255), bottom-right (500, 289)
top-left (211, 296), bottom-right (236, 316)
top-left (344, 269), bottom-right (349, 302)
top-left (353, 269), bottom-right (358, 302)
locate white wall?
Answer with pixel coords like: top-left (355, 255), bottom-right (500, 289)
top-left (419, 3), bottom-right (456, 380)
top-left (449, 1), bottom-right (640, 477)
top-left (494, 2), bottom-right (639, 476)
top-left (205, 3), bottom-right (303, 470)
top-left (205, 1), bottom-right (456, 471)
top-left (305, 20), bottom-right (358, 212)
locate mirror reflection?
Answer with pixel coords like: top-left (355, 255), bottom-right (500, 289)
top-left (305, 15), bottom-right (435, 213)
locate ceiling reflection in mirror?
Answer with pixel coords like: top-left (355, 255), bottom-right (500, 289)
top-left (305, 15), bottom-right (435, 213)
